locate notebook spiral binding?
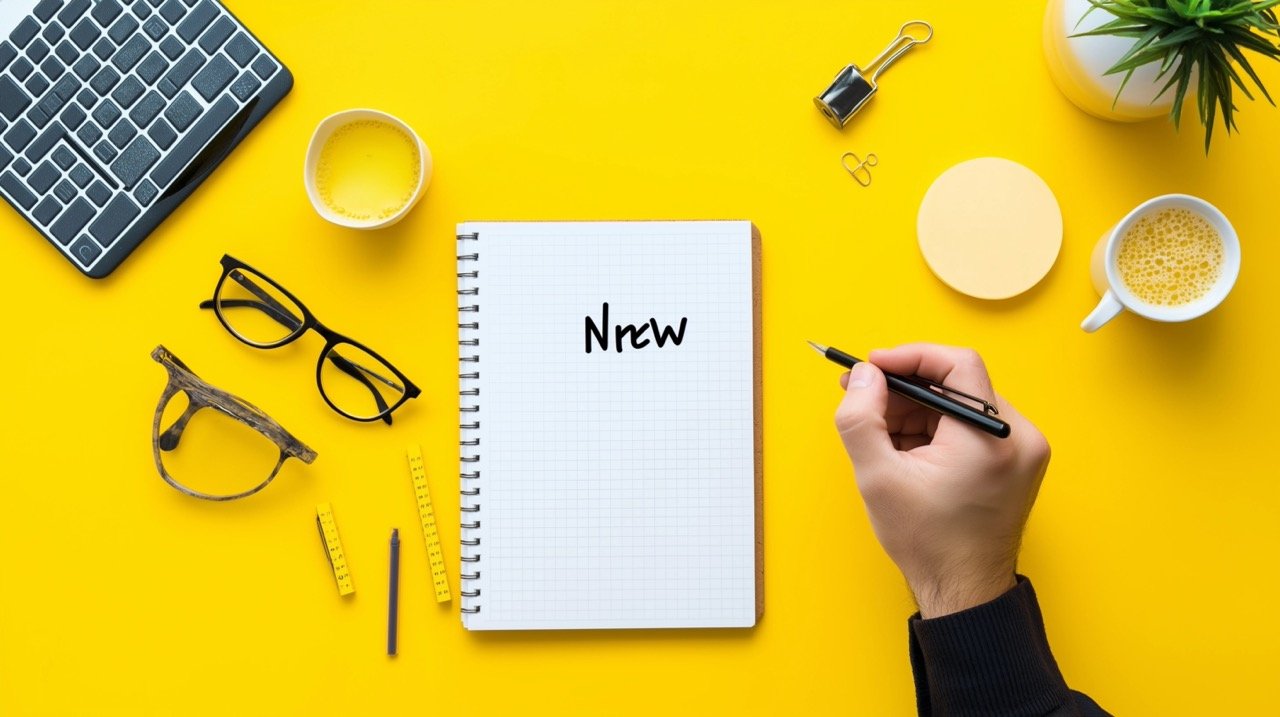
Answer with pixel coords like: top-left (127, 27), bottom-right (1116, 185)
top-left (457, 231), bottom-right (482, 615)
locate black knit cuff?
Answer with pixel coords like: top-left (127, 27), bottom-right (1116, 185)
top-left (908, 576), bottom-right (1070, 717)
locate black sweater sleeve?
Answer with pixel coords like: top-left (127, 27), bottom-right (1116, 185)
top-left (907, 576), bottom-right (1110, 717)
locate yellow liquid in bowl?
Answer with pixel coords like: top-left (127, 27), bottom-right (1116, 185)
top-left (314, 120), bottom-right (420, 222)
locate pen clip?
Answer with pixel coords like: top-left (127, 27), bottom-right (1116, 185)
top-left (904, 376), bottom-right (1000, 416)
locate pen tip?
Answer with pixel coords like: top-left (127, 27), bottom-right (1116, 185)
top-left (806, 340), bottom-right (827, 354)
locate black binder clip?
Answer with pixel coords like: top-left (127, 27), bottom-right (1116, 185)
top-left (814, 21), bottom-right (933, 129)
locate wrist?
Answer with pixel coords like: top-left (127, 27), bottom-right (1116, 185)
top-left (911, 572), bottom-right (1018, 619)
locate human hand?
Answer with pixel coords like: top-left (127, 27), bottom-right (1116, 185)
top-left (833, 344), bottom-right (1050, 618)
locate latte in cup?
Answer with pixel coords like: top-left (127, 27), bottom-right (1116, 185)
top-left (1115, 207), bottom-right (1225, 308)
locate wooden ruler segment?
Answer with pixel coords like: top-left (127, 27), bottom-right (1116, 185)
top-left (316, 503), bottom-right (355, 596)
top-left (408, 445), bottom-right (452, 603)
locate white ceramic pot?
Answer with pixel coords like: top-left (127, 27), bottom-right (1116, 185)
top-left (1043, 0), bottom-right (1177, 121)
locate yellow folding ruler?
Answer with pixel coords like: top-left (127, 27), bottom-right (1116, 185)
top-left (316, 503), bottom-right (355, 596)
top-left (407, 445), bottom-right (451, 602)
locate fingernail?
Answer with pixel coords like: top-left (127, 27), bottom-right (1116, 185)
top-left (848, 362), bottom-right (872, 388)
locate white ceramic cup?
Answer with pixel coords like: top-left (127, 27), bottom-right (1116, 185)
top-left (1081, 194), bottom-right (1240, 332)
top-left (303, 109), bottom-right (433, 230)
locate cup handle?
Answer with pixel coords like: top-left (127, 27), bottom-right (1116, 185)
top-left (1081, 290), bottom-right (1124, 333)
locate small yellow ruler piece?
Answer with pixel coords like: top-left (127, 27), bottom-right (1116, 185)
top-left (408, 445), bottom-right (452, 603)
top-left (316, 503), bottom-right (355, 596)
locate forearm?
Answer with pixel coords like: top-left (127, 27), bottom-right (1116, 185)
top-left (908, 576), bottom-right (1110, 717)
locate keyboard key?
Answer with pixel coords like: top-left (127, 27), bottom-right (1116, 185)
top-left (224, 33), bottom-right (258, 68)
top-left (76, 122), bottom-right (101, 146)
top-left (112, 76), bottom-right (144, 108)
top-left (0, 42), bottom-right (16, 70)
top-left (73, 53), bottom-right (99, 80)
top-left (25, 73), bottom-right (50, 98)
top-left (0, 144), bottom-right (10, 171)
top-left (163, 90), bottom-right (200, 130)
top-left (28, 105), bottom-right (53, 129)
top-left (70, 236), bottom-right (103, 264)
top-left (10, 18), bottom-right (39, 49)
top-left (90, 66), bottom-right (121, 94)
top-left (11, 57), bottom-right (33, 80)
top-left (70, 163), bottom-right (93, 187)
top-left (50, 196), bottom-right (94, 244)
top-left (25, 72), bottom-right (51, 98)
top-left (176, 0), bottom-right (216, 41)
top-left (92, 0), bottom-right (124, 27)
top-left (92, 37), bottom-right (114, 60)
top-left (93, 139), bottom-right (117, 162)
top-left (129, 90), bottom-right (164, 126)
top-left (52, 75), bottom-right (79, 101)
top-left (149, 0), bottom-right (164, 7)
top-left (251, 55), bottom-right (276, 81)
top-left (0, 77), bottom-right (32, 120)
top-left (158, 48), bottom-right (203, 97)
top-left (42, 23), bottom-right (65, 47)
top-left (147, 117), bottom-right (175, 149)
top-left (1, 171), bottom-right (38, 208)
top-left (35, 0), bottom-right (64, 23)
top-left (41, 56), bottom-right (66, 82)
top-left (88, 193), bottom-right (139, 245)
top-left (133, 3), bottom-right (152, 21)
top-left (86, 179), bottom-right (110, 205)
top-left (69, 17), bottom-right (98, 49)
top-left (76, 87), bottom-right (96, 109)
top-left (159, 35), bottom-right (182, 59)
top-left (151, 94), bottom-right (234, 187)
top-left (191, 54), bottom-right (234, 101)
top-left (32, 195), bottom-right (63, 224)
top-left (134, 177), bottom-right (157, 205)
top-left (52, 146), bottom-right (75, 169)
top-left (37, 92), bottom-right (64, 120)
top-left (108, 120), bottom-right (136, 148)
top-left (4, 119), bottom-right (35, 150)
top-left (12, 157), bottom-right (31, 175)
top-left (113, 34), bottom-right (149, 72)
top-left (136, 51), bottom-right (167, 84)
top-left (53, 179), bottom-right (76, 202)
top-left (228, 71), bottom-right (259, 102)
top-left (159, 0), bottom-right (185, 23)
top-left (110, 135), bottom-right (158, 186)
top-left (27, 38), bottom-right (50, 64)
top-left (197, 17), bottom-right (234, 53)
top-left (29, 161), bottom-right (59, 193)
top-left (24, 122), bottom-right (64, 161)
top-left (93, 100), bottom-right (121, 128)
top-left (57, 0), bottom-right (92, 27)
top-left (109, 15), bottom-right (140, 44)
top-left (55, 39), bottom-right (80, 64)
top-left (61, 103), bottom-right (86, 130)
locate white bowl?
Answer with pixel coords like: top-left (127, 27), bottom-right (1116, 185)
top-left (303, 109), bottom-right (432, 230)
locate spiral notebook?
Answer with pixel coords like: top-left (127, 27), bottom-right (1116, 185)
top-left (457, 221), bottom-right (762, 630)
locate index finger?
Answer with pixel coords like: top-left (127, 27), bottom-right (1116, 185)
top-left (868, 343), bottom-right (997, 404)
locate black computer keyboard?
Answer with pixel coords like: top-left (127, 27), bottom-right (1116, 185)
top-left (0, 0), bottom-right (292, 277)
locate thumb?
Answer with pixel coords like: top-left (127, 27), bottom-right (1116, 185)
top-left (835, 362), bottom-right (897, 476)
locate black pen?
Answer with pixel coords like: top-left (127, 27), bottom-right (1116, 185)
top-left (808, 341), bottom-right (1011, 439)
top-left (387, 528), bottom-right (400, 657)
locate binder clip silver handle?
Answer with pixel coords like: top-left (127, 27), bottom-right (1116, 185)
top-left (815, 21), bottom-right (933, 129)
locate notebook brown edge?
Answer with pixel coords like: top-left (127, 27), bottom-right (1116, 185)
top-left (750, 223), bottom-right (764, 624)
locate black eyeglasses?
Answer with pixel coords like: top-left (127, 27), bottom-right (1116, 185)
top-left (199, 254), bottom-right (421, 424)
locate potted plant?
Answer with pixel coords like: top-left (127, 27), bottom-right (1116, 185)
top-left (1044, 0), bottom-right (1280, 150)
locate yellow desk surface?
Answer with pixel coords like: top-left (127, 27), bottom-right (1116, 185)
top-left (2, 2), bottom-right (1278, 714)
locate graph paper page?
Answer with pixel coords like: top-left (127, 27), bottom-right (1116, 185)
top-left (459, 221), bottom-right (757, 630)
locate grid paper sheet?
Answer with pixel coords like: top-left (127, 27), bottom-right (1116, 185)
top-left (459, 221), bottom-right (757, 630)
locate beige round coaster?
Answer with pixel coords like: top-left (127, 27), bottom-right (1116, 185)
top-left (917, 158), bottom-right (1063, 300)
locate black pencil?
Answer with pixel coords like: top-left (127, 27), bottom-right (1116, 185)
top-left (387, 528), bottom-right (400, 656)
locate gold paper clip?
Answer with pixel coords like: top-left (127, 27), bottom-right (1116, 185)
top-left (841, 152), bottom-right (878, 187)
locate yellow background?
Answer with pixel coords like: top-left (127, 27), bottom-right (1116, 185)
top-left (2, 1), bottom-right (1278, 714)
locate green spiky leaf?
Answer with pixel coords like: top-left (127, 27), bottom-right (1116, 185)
top-left (1072, 0), bottom-right (1280, 151)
